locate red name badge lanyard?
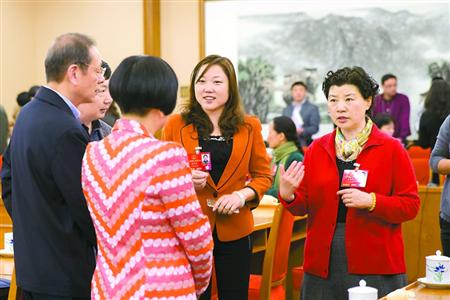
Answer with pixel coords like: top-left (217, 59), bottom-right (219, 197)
top-left (187, 146), bottom-right (212, 172)
top-left (341, 163), bottom-right (368, 188)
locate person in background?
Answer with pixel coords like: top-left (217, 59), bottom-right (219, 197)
top-left (1, 32), bottom-right (103, 299)
top-left (162, 54), bottom-right (272, 300)
top-left (372, 74), bottom-right (411, 144)
top-left (82, 55), bottom-right (213, 300)
top-left (414, 78), bottom-right (450, 185)
top-left (78, 61), bottom-right (112, 141)
top-left (0, 104), bottom-right (8, 154)
top-left (430, 114), bottom-right (450, 256)
top-left (10, 85), bottom-right (41, 133)
top-left (100, 63), bottom-right (121, 127)
top-left (373, 113), bottom-right (395, 137)
top-left (265, 116), bottom-right (303, 198)
top-left (283, 81), bottom-right (320, 146)
top-left (278, 66), bottom-right (420, 299)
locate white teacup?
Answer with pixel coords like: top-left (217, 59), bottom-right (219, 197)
top-left (426, 250), bottom-right (450, 283)
top-left (348, 280), bottom-right (378, 300)
top-left (4, 232), bottom-right (13, 253)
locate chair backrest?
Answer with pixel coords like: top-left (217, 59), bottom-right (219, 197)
top-left (260, 204), bottom-right (295, 300)
top-left (8, 266), bottom-right (19, 300)
top-left (407, 146), bottom-right (431, 159)
top-left (411, 158), bottom-right (430, 185)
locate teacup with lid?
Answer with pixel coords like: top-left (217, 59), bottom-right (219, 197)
top-left (426, 250), bottom-right (450, 283)
top-left (348, 279), bottom-right (377, 300)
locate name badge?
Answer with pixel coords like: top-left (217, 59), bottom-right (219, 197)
top-left (188, 152), bottom-right (212, 171)
top-left (341, 169), bottom-right (368, 188)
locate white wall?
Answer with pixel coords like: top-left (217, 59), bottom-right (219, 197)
top-left (1, 2), bottom-right (37, 115)
top-left (160, 0), bottom-right (200, 92)
top-left (1, 0), bottom-right (144, 117)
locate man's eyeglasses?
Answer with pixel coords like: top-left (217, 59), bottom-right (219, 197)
top-left (76, 62), bottom-right (106, 77)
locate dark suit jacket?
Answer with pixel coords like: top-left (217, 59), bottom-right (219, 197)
top-left (1, 87), bottom-right (96, 297)
top-left (282, 99), bottom-right (320, 146)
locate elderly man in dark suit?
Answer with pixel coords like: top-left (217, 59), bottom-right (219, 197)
top-left (283, 81), bottom-right (320, 147)
top-left (1, 33), bottom-right (104, 300)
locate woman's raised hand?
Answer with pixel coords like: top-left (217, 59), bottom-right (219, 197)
top-left (279, 161), bottom-right (304, 202)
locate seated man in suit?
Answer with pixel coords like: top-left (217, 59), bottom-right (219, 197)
top-left (1, 33), bottom-right (104, 300)
top-left (283, 81), bottom-right (320, 147)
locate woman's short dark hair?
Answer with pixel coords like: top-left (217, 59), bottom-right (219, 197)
top-left (373, 113), bottom-right (394, 129)
top-left (109, 55), bottom-right (178, 116)
top-left (182, 54), bottom-right (244, 140)
top-left (322, 66), bottom-right (379, 113)
top-left (28, 85), bottom-right (41, 97)
top-left (272, 116), bottom-right (302, 152)
top-left (45, 33), bottom-right (96, 83)
top-left (17, 92), bottom-right (31, 107)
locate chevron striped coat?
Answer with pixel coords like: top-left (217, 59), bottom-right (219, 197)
top-left (82, 119), bottom-right (213, 300)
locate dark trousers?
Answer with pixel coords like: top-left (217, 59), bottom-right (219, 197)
top-left (431, 172), bottom-right (440, 185)
top-left (440, 216), bottom-right (450, 256)
top-left (21, 290), bottom-right (89, 300)
top-left (200, 230), bottom-right (252, 300)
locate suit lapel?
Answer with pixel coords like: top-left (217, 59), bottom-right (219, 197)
top-left (216, 124), bottom-right (249, 190)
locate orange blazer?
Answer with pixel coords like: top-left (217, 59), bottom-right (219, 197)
top-left (162, 114), bottom-right (272, 241)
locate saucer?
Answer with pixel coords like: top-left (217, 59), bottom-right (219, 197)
top-left (0, 249), bottom-right (13, 257)
top-left (418, 277), bottom-right (450, 289)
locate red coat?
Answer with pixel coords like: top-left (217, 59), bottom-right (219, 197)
top-left (280, 126), bottom-right (420, 278)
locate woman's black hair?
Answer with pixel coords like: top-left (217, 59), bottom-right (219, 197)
top-left (272, 116), bottom-right (303, 154)
top-left (424, 78), bottom-right (450, 120)
top-left (109, 55), bottom-right (178, 116)
top-left (16, 92), bottom-right (31, 107)
top-left (373, 113), bottom-right (395, 129)
top-left (322, 66), bottom-right (379, 113)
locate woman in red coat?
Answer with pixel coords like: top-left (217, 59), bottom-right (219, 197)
top-left (279, 67), bottom-right (420, 299)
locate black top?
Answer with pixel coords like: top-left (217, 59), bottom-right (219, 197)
top-left (199, 136), bottom-right (233, 185)
top-left (336, 158), bottom-right (356, 223)
top-left (416, 110), bottom-right (446, 150)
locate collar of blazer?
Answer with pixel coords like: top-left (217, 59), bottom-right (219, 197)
top-left (35, 87), bottom-right (91, 141)
top-left (180, 122), bottom-right (251, 191)
top-left (35, 86), bottom-right (76, 117)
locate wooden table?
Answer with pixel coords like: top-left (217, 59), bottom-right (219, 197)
top-left (380, 281), bottom-right (450, 299)
top-left (0, 253), bottom-right (13, 281)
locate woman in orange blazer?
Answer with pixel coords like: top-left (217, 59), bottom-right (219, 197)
top-left (162, 55), bottom-right (272, 300)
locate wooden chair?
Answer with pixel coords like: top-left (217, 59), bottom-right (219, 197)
top-left (410, 158), bottom-right (430, 185)
top-left (8, 266), bottom-right (19, 300)
top-left (291, 266), bottom-right (304, 300)
top-left (248, 204), bottom-right (295, 300)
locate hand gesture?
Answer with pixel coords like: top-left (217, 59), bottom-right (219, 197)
top-left (336, 188), bottom-right (372, 209)
top-left (279, 161), bottom-right (304, 202)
